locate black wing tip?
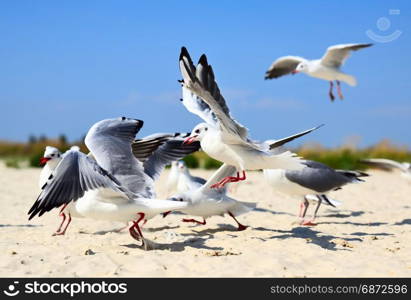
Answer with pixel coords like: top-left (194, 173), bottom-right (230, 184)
top-left (357, 171), bottom-right (370, 177)
top-left (135, 119), bottom-right (144, 132)
top-left (198, 54), bottom-right (208, 66)
top-left (321, 195), bottom-right (336, 207)
top-left (264, 71), bottom-right (274, 80)
top-left (179, 46), bottom-right (190, 61)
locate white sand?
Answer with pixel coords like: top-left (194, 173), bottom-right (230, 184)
top-left (0, 162), bottom-right (410, 277)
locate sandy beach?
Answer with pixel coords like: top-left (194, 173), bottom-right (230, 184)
top-left (0, 162), bottom-right (410, 277)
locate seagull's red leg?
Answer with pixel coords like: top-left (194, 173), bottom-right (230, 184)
top-left (303, 198), bottom-right (321, 226)
top-left (210, 171), bottom-right (247, 189)
top-left (336, 80), bottom-right (344, 99)
top-left (53, 204), bottom-right (70, 236)
top-left (329, 81), bottom-right (335, 101)
top-left (128, 213), bottom-right (146, 246)
top-left (54, 213), bottom-right (72, 235)
top-left (301, 220), bottom-right (317, 226)
top-left (182, 218), bottom-right (206, 225)
top-left (299, 197), bottom-right (317, 226)
top-left (298, 201), bottom-right (305, 218)
top-left (129, 225), bottom-right (140, 241)
top-left (228, 212), bottom-right (248, 231)
top-left (53, 213), bottom-right (66, 235)
top-left (210, 177), bottom-right (232, 189)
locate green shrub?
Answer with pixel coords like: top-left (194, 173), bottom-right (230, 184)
top-left (29, 151), bottom-right (44, 168)
top-left (203, 157), bottom-right (223, 169)
top-left (183, 154), bottom-right (199, 169)
top-left (5, 158), bottom-right (21, 169)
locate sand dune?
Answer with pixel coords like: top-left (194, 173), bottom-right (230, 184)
top-left (0, 162), bottom-right (410, 277)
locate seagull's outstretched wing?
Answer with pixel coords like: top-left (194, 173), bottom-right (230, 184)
top-left (179, 47), bottom-right (249, 143)
top-left (28, 148), bottom-right (129, 220)
top-left (85, 117), bottom-right (144, 173)
top-left (132, 133), bottom-right (181, 163)
top-left (181, 86), bottom-right (218, 127)
top-left (85, 117), bottom-right (156, 197)
top-left (321, 43), bottom-right (373, 68)
top-left (265, 56), bottom-right (307, 79)
top-left (267, 124), bottom-right (324, 150)
top-left (360, 158), bottom-right (409, 172)
top-left (143, 134), bottom-right (201, 180)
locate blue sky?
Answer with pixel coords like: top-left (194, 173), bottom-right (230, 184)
top-left (1, 1), bottom-right (410, 148)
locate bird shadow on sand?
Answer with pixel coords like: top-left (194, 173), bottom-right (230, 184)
top-left (143, 225), bottom-right (180, 233)
top-left (347, 231), bottom-right (393, 237)
top-left (318, 221), bottom-right (388, 227)
top-left (253, 207), bottom-right (294, 217)
top-left (120, 236), bottom-right (223, 252)
top-left (0, 224), bottom-right (43, 228)
top-left (84, 228), bottom-right (124, 235)
top-left (393, 218), bottom-right (411, 226)
top-left (179, 223), bottom-right (246, 237)
top-left (322, 210), bottom-right (367, 218)
top-left (255, 227), bottom-right (361, 251)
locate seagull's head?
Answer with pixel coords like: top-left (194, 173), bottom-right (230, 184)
top-left (177, 160), bottom-right (187, 171)
top-left (293, 62), bottom-right (308, 74)
top-left (168, 193), bottom-right (192, 204)
top-left (40, 146), bottom-right (62, 166)
top-left (183, 123), bottom-right (208, 145)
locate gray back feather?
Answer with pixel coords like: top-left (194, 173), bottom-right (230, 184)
top-left (285, 160), bottom-right (361, 193)
top-left (85, 117), bottom-right (155, 197)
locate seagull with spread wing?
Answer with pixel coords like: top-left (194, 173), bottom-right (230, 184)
top-left (179, 47), bottom-right (321, 189)
top-left (265, 43), bottom-right (373, 101)
top-left (168, 163), bottom-right (256, 230)
top-left (360, 158), bottom-right (411, 181)
top-left (29, 118), bottom-right (200, 249)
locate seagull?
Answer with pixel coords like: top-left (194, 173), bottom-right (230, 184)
top-left (165, 161), bottom-right (180, 196)
top-left (175, 160), bottom-right (207, 193)
top-left (39, 146), bottom-right (84, 235)
top-left (28, 118), bottom-right (200, 249)
top-left (264, 43), bottom-right (373, 101)
top-left (263, 160), bottom-right (369, 225)
top-left (168, 163), bottom-right (256, 230)
top-left (179, 47), bottom-right (321, 188)
top-left (360, 158), bottom-right (411, 181)
top-left (39, 146), bottom-right (62, 189)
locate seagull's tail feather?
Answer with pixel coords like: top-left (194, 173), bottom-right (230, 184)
top-left (338, 73), bottom-right (357, 86)
top-left (336, 170), bottom-right (369, 183)
top-left (229, 201), bottom-right (257, 217)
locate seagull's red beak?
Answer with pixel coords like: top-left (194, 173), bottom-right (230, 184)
top-left (39, 157), bottom-right (51, 166)
top-left (162, 211), bottom-right (172, 218)
top-left (183, 135), bottom-right (197, 145)
top-left (291, 70), bottom-right (299, 75)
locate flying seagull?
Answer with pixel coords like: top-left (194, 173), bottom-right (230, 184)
top-left (360, 158), bottom-right (411, 181)
top-left (179, 46), bottom-right (321, 188)
top-left (265, 43), bottom-right (373, 101)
